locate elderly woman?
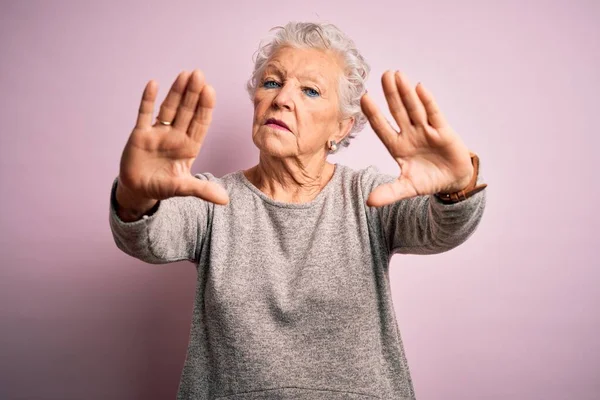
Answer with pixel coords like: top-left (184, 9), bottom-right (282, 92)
top-left (110, 21), bottom-right (487, 400)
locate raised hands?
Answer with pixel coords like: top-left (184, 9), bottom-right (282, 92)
top-left (360, 70), bottom-right (475, 207)
top-left (116, 69), bottom-right (229, 219)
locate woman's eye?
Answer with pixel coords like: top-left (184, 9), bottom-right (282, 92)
top-left (303, 87), bottom-right (320, 97)
top-left (263, 80), bottom-right (280, 88)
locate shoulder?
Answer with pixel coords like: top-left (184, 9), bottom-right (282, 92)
top-left (193, 170), bottom-right (245, 189)
top-left (334, 164), bottom-right (397, 194)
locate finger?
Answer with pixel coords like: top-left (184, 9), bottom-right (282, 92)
top-left (416, 82), bottom-right (448, 129)
top-left (366, 178), bottom-right (417, 207)
top-left (156, 70), bottom-right (192, 125)
top-left (173, 69), bottom-right (206, 132)
top-left (188, 83), bottom-right (216, 142)
top-left (382, 70), bottom-right (411, 131)
top-left (394, 71), bottom-right (428, 126)
top-left (178, 177), bottom-right (230, 205)
top-left (135, 80), bottom-right (158, 129)
top-left (360, 92), bottom-right (398, 149)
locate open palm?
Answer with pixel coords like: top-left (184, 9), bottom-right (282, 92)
top-left (118, 69), bottom-right (229, 205)
top-left (360, 70), bottom-right (474, 207)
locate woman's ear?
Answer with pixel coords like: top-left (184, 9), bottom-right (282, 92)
top-left (335, 116), bottom-right (355, 143)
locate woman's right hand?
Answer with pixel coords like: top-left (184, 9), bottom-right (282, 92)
top-left (116, 69), bottom-right (229, 214)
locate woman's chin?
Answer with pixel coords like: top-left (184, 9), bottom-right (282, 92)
top-left (253, 134), bottom-right (296, 158)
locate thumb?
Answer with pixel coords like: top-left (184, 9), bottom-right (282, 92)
top-left (366, 178), bottom-right (417, 207)
top-left (178, 176), bottom-right (230, 205)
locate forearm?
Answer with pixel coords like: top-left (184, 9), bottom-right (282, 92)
top-left (108, 177), bottom-right (208, 264)
top-left (389, 182), bottom-right (486, 255)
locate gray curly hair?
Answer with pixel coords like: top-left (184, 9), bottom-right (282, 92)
top-left (246, 21), bottom-right (370, 149)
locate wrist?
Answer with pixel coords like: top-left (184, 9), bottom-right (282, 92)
top-left (439, 163), bottom-right (475, 194)
top-left (434, 152), bottom-right (487, 204)
top-left (114, 179), bottom-right (158, 221)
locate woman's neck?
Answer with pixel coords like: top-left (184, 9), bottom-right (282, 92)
top-left (244, 154), bottom-right (335, 203)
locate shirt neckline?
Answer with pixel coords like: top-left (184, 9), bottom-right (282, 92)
top-left (237, 164), bottom-right (341, 209)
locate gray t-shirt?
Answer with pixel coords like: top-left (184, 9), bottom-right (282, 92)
top-left (109, 163), bottom-right (487, 399)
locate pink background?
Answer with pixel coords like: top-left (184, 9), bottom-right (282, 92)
top-left (1, 0), bottom-right (599, 399)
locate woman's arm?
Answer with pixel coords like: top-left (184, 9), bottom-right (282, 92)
top-left (108, 70), bottom-right (228, 264)
top-left (362, 165), bottom-right (486, 255)
top-left (109, 176), bottom-right (211, 264)
top-left (358, 70), bottom-right (489, 254)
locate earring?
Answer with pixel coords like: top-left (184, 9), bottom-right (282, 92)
top-left (329, 140), bottom-right (338, 152)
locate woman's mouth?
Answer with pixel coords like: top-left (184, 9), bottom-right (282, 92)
top-left (265, 118), bottom-right (290, 131)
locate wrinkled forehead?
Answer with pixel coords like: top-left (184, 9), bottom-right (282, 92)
top-left (263, 46), bottom-right (345, 86)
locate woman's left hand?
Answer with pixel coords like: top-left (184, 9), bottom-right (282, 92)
top-left (360, 70), bottom-right (475, 207)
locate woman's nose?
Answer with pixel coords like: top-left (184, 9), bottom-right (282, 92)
top-left (271, 85), bottom-right (294, 110)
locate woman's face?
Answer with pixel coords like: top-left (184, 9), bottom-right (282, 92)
top-left (251, 46), bottom-right (352, 159)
